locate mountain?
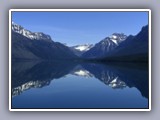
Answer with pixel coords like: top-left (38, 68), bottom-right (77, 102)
top-left (12, 22), bottom-right (52, 42)
top-left (82, 25), bottom-right (148, 62)
top-left (12, 22), bottom-right (77, 60)
top-left (82, 33), bottom-right (127, 58)
top-left (70, 44), bottom-right (94, 56)
top-left (112, 25), bottom-right (148, 56)
top-left (101, 25), bottom-right (149, 62)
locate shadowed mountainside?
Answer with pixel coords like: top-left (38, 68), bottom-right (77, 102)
top-left (12, 31), bottom-right (78, 60)
top-left (82, 25), bottom-right (149, 63)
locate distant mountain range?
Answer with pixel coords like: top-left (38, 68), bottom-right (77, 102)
top-left (12, 22), bottom-right (148, 62)
top-left (70, 44), bottom-right (94, 56)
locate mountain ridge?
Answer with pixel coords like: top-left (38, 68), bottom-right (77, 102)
top-left (12, 23), bottom-right (78, 60)
top-left (12, 22), bottom-right (53, 42)
top-left (12, 22), bottom-right (148, 63)
top-left (82, 25), bottom-right (148, 62)
top-left (82, 33), bottom-right (127, 58)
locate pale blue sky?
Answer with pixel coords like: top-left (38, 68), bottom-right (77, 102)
top-left (12, 11), bottom-right (148, 46)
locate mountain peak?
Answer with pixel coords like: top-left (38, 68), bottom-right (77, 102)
top-left (72, 44), bottom-right (94, 51)
top-left (12, 22), bottom-right (52, 42)
top-left (101, 33), bottom-right (127, 46)
top-left (109, 33), bottom-right (127, 41)
top-left (82, 33), bottom-right (128, 58)
top-left (70, 44), bottom-right (94, 56)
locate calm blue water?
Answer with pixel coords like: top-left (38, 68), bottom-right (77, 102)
top-left (11, 61), bottom-right (148, 109)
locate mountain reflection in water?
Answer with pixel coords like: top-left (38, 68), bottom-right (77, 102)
top-left (11, 60), bottom-right (149, 109)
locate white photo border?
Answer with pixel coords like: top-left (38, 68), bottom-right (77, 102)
top-left (9, 9), bottom-right (151, 111)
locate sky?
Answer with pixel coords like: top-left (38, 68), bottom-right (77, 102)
top-left (12, 11), bottom-right (148, 46)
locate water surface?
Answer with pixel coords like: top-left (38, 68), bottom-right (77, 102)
top-left (11, 61), bottom-right (148, 109)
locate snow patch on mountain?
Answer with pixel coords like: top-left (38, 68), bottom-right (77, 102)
top-left (109, 33), bottom-right (127, 45)
top-left (73, 44), bottom-right (94, 52)
top-left (70, 44), bottom-right (94, 56)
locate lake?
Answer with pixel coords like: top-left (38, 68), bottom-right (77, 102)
top-left (11, 60), bottom-right (149, 109)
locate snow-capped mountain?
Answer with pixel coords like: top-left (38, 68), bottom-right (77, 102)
top-left (12, 22), bottom-right (78, 60)
top-left (73, 44), bottom-right (94, 51)
top-left (107, 25), bottom-right (149, 57)
top-left (12, 22), bottom-right (52, 42)
top-left (109, 33), bottom-right (127, 45)
top-left (82, 33), bottom-right (127, 58)
top-left (70, 44), bottom-right (94, 56)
